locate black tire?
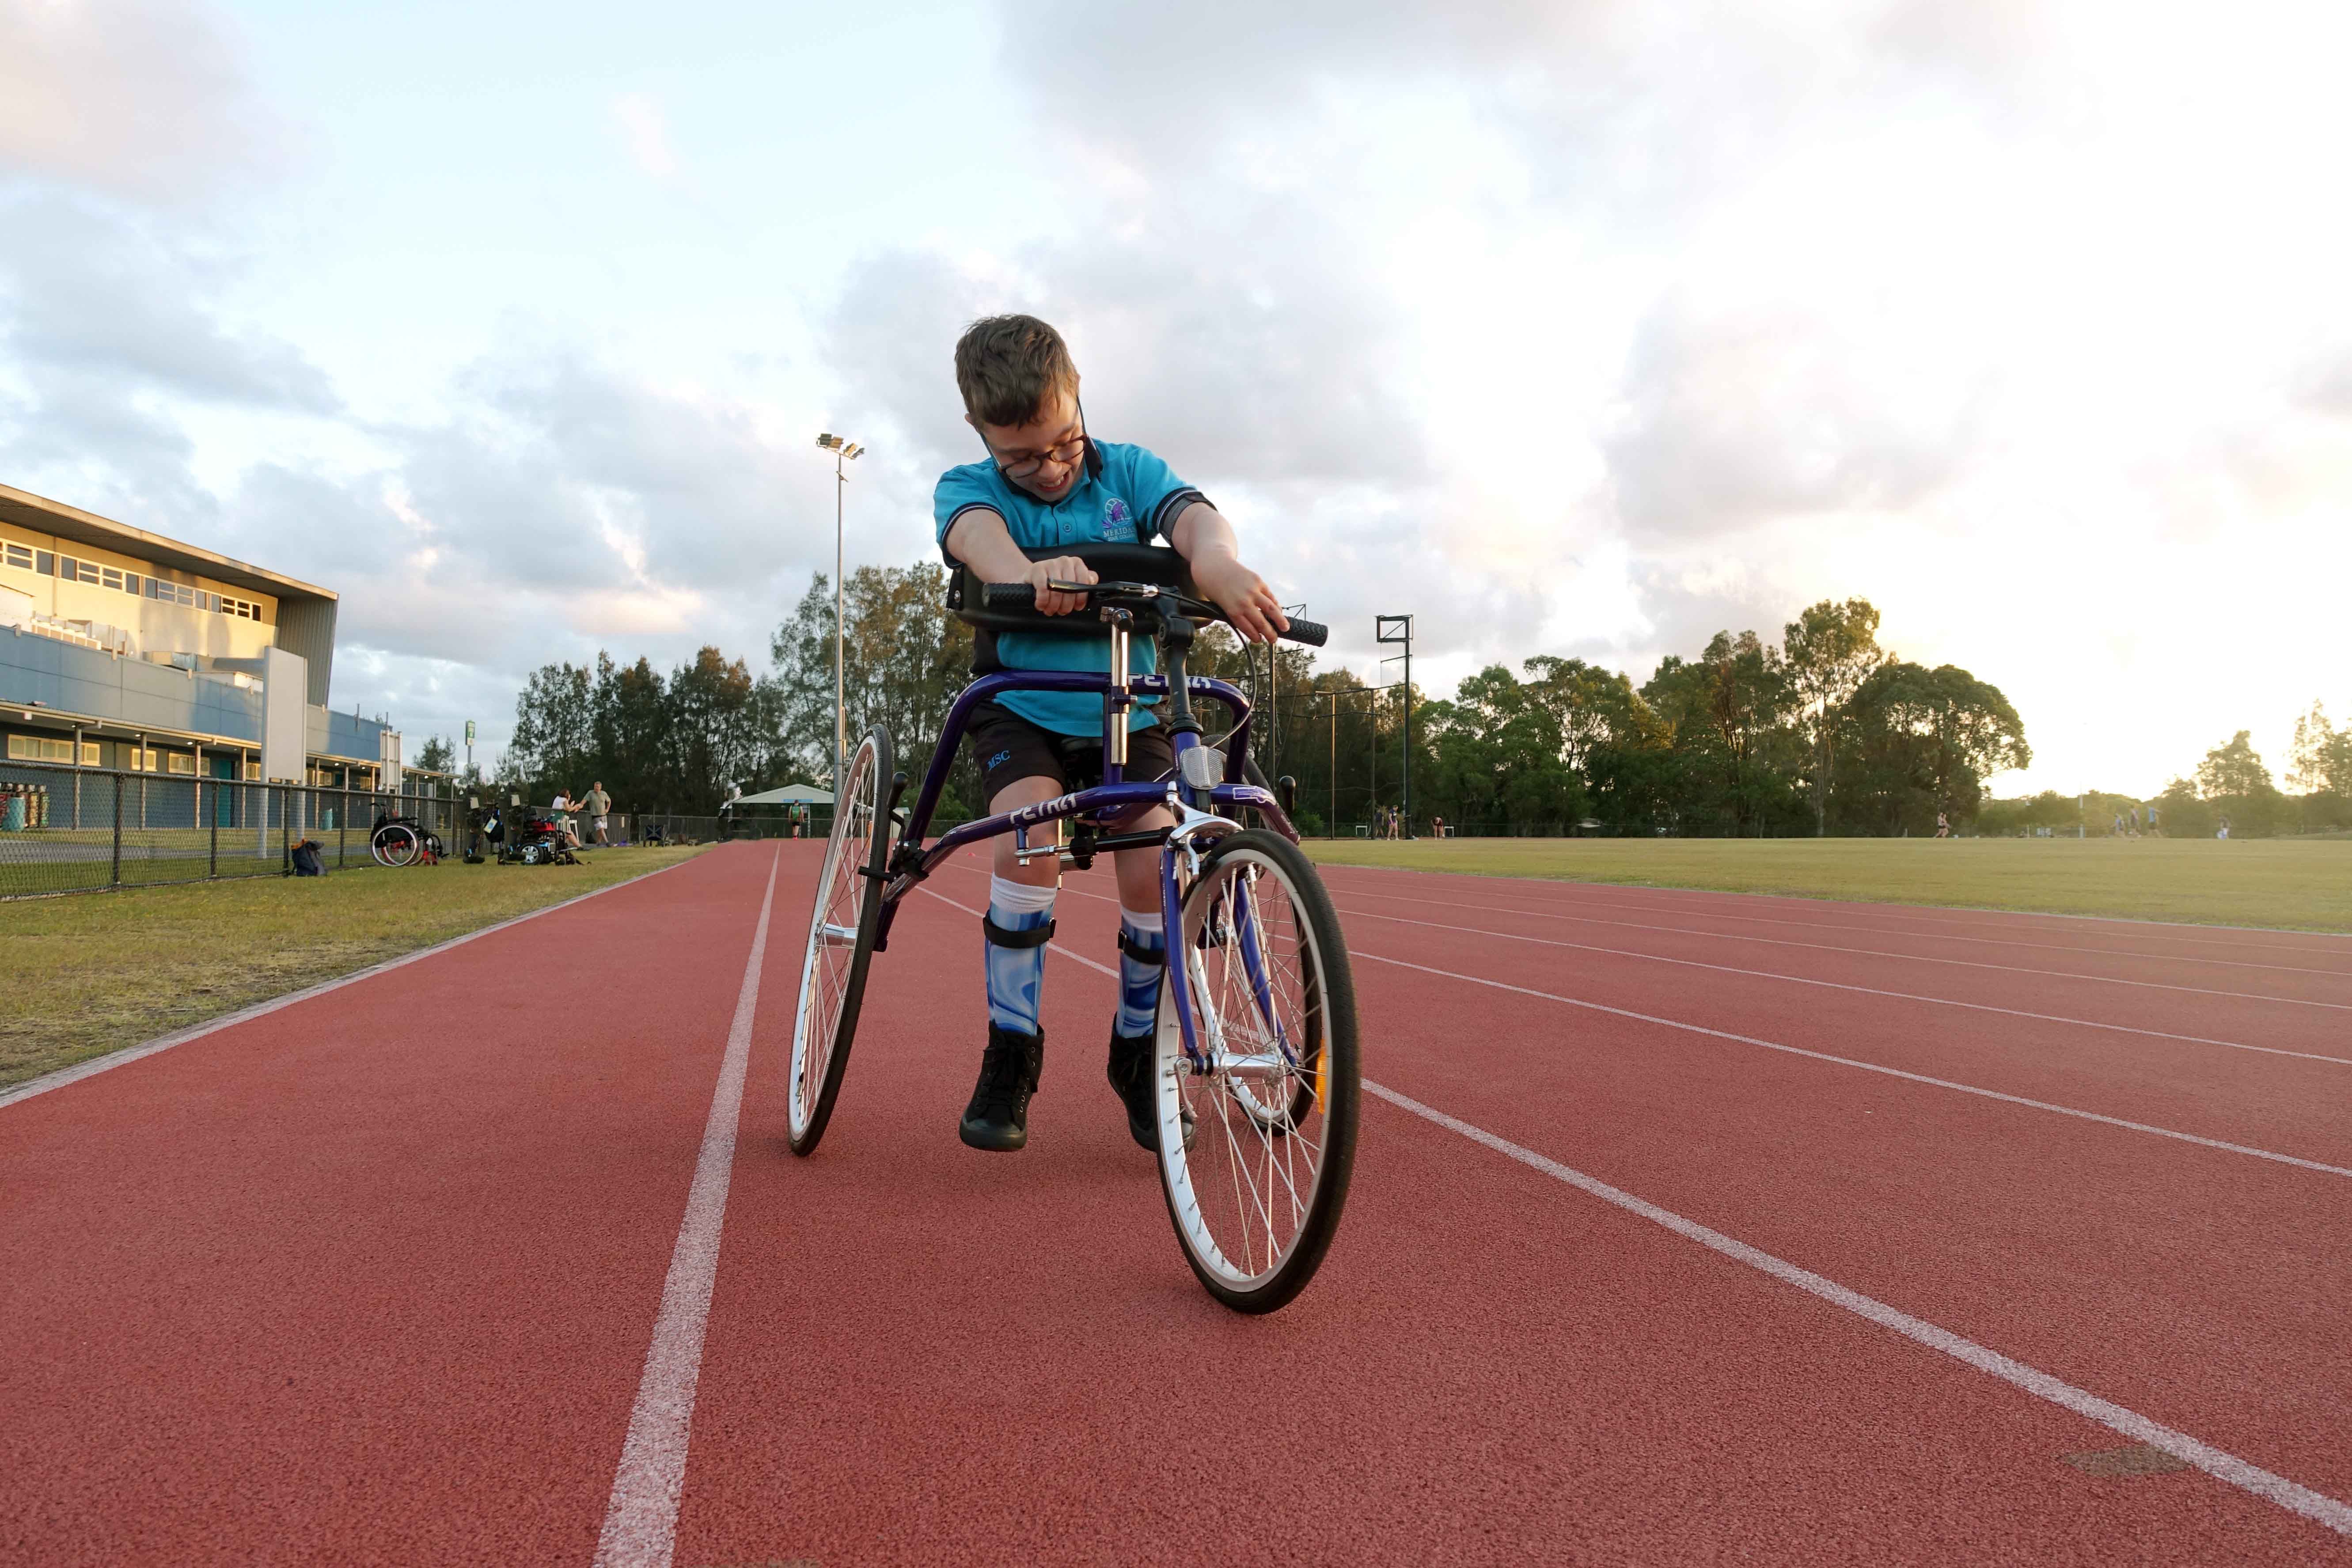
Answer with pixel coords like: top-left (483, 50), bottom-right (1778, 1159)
top-left (787, 726), bottom-right (894, 1156)
top-left (1154, 827), bottom-right (1358, 1313)
top-left (371, 823), bottom-right (420, 868)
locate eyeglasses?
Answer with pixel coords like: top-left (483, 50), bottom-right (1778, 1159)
top-left (984, 400), bottom-right (1087, 482)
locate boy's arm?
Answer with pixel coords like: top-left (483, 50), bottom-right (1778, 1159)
top-left (1169, 501), bottom-right (1288, 644)
top-left (944, 508), bottom-right (1098, 617)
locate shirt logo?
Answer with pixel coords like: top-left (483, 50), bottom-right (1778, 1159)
top-left (1102, 496), bottom-right (1137, 542)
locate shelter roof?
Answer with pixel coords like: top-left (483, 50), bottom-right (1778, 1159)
top-left (728, 783), bottom-right (835, 807)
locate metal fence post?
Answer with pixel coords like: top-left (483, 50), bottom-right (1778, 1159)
top-left (338, 787), bottom-right (347, 869)
top-left (110, 775), bottom-right (122, 888)
top-left (209, 799), bottom-right (219, 879)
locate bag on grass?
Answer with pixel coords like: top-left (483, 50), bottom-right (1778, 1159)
top-left (291, 839), bottom-right (326, 877)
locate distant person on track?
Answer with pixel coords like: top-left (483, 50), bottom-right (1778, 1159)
top-left (936, 313), bottom-right (1288, 1155)
top-left (584, 781), bottom-right (612, 846)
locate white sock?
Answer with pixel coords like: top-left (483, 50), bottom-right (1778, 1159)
top-left (990, 875), bottom-right (1059, 916)
top-left (1120, 904), bottom-right (1163, 935)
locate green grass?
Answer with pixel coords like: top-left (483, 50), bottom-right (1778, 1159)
top-left (1303, 836), bottom-right (2352, 933)
top-left (1, 847), bottom-right (711, 1090)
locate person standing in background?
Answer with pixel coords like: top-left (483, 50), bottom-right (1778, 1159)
top-left (584, 781), bottom-right (612, 846)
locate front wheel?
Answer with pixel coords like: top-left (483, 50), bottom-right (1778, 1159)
top-left (787, 726), bottom-right (893, 1155)
top-left (1155, 828), bottom-right (1359, 1313)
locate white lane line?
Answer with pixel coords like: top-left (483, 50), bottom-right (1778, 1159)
top-left (1350, 949), bottom-right (2352, 1180)
top-left (1360, 1080), bottom-right (2352, 1542)
top-left (952, 868), bottom-right (2352, 1170)
top-left (1, 854), bottom-right (709, 1113)
top-left (1313, 859), bottom-right (2352, 955)
top-left (1331, 881), bottom-right (2352, 980)
top-left (927, 870), bottom-right (2352, 1541)
top-left (592, 848), bottom-right (781, 1568)
top-left (1328, 903), bottom-right (2352, 1068)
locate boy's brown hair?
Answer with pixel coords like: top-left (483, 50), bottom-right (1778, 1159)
top-left (954, 314), bottom-right (1079, 427)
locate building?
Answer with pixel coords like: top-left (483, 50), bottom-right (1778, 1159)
top-left (0, 481), bottom-right (419, 799)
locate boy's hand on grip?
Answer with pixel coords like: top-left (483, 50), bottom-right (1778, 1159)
top-left (1191, 551), bottom-right (1288, 644)
top-left (1025, 555), bottom-right (1096, 615)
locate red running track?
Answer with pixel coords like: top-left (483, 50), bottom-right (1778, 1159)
top-left (4, 843), bottom-right (2348, 1564)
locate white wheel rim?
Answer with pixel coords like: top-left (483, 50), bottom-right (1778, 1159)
top-left (1156, 848), bottom-right (1332, 1292)
top-left (789, 738), bottom-right (880, 1138)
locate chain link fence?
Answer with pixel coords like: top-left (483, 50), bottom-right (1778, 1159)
top-left (0, 757), bottom-right (466, 898)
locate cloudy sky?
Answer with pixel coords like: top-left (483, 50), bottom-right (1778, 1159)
top-left (4, 0), bottom-right (2347, 794)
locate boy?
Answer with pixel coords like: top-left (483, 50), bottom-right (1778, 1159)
top-left (935, 314), bottom-right (1286, 1153)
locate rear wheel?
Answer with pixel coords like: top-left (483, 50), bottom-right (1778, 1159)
top-left (371, 823), bottom-right (420, 868)
top-left (788, 727), bottom-right (893, 1155)
top-left (1155, 828), bottom-right (1358, 1313)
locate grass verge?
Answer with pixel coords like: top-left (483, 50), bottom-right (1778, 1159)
top-left (1304, 837), bottom-right (2352, 933)
top-left (2, 847), bottom-right (711, 1090)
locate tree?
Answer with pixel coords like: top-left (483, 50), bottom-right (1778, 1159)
top-left (2193, 729), bottom-right (2285, 836)
top-left (505, 662), bottom-right (595, 799)
top-left (1840, 663), bottom-right (2029, 834)
top-left (2287, 702), bottom-right (2352, 829)
top-left (1641, 631), bottom-right (1804, 835)
top-left (2195, 730), bottom-right (2274, 800)
top-left (413, 735), bottom-right (455, 775)
top-left (771, 563), bottom-right (979, 812)
top-left (1783, 598), bottom-right (1886, 836)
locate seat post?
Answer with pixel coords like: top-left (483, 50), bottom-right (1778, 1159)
top-left (1104, 609), bottom-right (1132, 770)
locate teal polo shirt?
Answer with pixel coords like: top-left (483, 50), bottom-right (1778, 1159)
top-left (934, 439), bottom-right (1205, 737)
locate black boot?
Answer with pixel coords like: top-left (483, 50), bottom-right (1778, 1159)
top-left (1107, 1027), bottom-right (1195, 1153)
top-left (960, 1026), bottom-right (1043, 1152)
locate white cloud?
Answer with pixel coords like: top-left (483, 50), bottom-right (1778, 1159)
top-left (613, 94), bottom-right (677, 179)
top-left (0, 0), bottom-right (280, 200)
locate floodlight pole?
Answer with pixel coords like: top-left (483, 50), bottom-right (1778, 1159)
top-left (1376, 614), bottom-right (1414, 838)
top-left (816, 433), bottom-right (864, 790)
top-left (834, 447), bottom-right (845, 790)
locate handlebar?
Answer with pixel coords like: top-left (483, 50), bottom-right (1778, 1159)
top-left (979, 579), bottom-right (1329, 649)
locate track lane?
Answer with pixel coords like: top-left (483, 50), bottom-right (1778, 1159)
top-left (0, 845), bottom-right (776, 1567)
top-left (1312, 862), bottom-right (2352, 968)
top-left (1079, 871), bottom-right (2352, 1511)
top-left (1319, 897), bottom-right (2352, 1162)
top-left (666, 854), bottom-right (2346, 1563)
top-left (1026, 869), bottom-right (2352, 1503)
top-left (1320, 880), bottom-right (2352, 1013)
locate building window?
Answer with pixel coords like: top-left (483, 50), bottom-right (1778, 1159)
top-left (2, 543), bottom-right (30, 570)
top-left (100, 566), bottom-right (123, 590)
top-left (244, 759), bottom-right (261, 780)
top-left (35, 551), bottom-right (54, 575)
top-left (123, 572), bottom-right (141, 595)
top-left (63, 557), bottom-right (102, 585)
top-left (166, 751), bottom-right (195, 775)
top-left (5, 735), bottom-right (91, 764)
top-left (121, 746), bottom-right (158, 772)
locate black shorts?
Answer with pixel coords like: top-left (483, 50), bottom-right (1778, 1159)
top-left (966, 701), bottom-right (1176, 806)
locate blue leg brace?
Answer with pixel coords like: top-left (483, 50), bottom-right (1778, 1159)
top-left (984, 876), bottom-right (1056, 1035)
top-left (1116, 907), bottom-right (1165, 1037)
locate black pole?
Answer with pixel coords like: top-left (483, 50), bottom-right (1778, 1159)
top-left (1402, 634), bottom-right (1412, 839)
top-left (111, 772), bottom-right (122, 887)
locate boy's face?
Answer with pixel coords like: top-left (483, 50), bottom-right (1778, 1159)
top-left (971, 387), bottom-right (1085, 502)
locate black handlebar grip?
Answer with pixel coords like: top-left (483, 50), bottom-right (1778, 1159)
top-left (982, 582), bottom-right (1038, 610)
top-left (1280, 617), bottom-right (1328, 648)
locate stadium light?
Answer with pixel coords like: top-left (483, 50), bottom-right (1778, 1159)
top-left (1376, 614), bottom-right (1414, 838)
top-left (818, 432), bottom-right (865, 790)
